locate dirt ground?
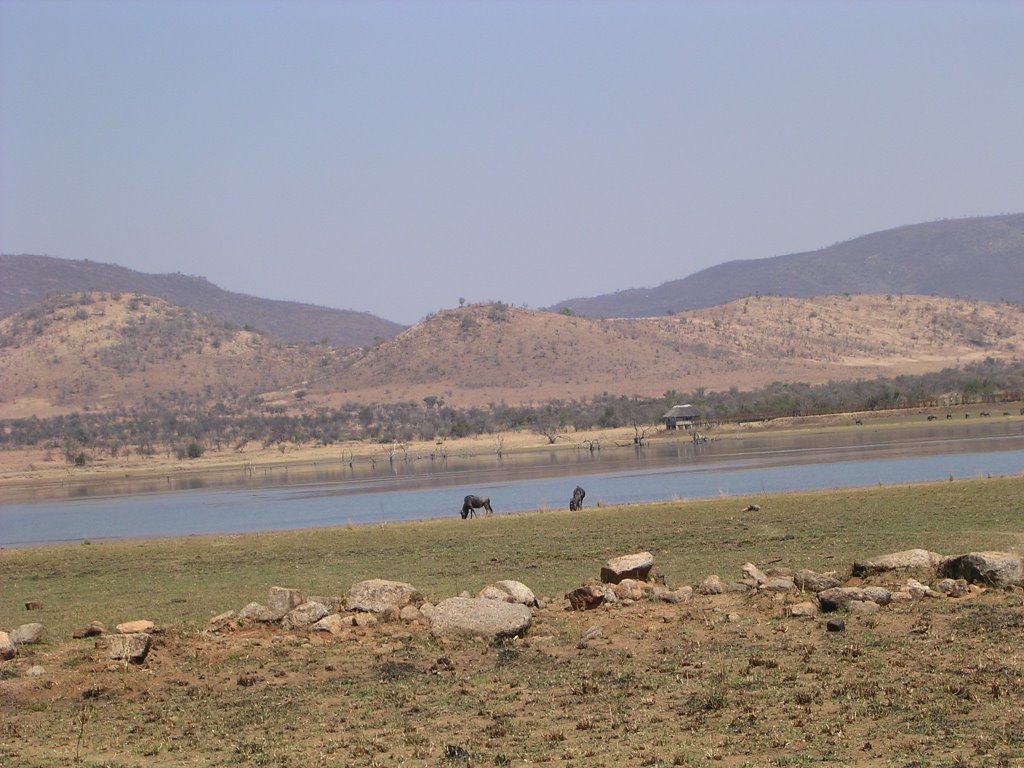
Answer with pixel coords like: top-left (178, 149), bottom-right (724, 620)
top-left (3, 572), bottom-right (1024, 767)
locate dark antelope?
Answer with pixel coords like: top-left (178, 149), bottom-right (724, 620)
top-left (569, 486), bottom-right (586, 511)
top-left (461, 495), bottom-right (493, 519)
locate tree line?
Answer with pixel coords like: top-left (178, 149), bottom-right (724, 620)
top-left (1, 359), bottom-right (1021, 463)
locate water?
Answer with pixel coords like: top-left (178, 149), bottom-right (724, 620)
top-left (2, 423), bottom-right (1022, 547)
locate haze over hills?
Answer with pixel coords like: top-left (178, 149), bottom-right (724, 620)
top-left (0, 254), bottom-right (405, 347)
top-left (3, 291), bottom-right (1022, 419)
top-left (549, 214), bottom-right (1024, 318)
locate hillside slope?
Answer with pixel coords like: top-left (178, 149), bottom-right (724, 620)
top-left (2, 293), bottom-right (1022, 419)
top-left (316, 296), bottom-right (1024, 407)
top-left (550, 214), bottom-right (1024, 317)
top-left (0, 292), bottom-right (353, 418)
top-left (0, 254), bottom-right (405, 347)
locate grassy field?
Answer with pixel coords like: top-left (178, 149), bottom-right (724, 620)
top-left (2, 475), bottom-right (1024, 767)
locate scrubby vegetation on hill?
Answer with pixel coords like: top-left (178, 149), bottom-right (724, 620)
top-left (2, 359), bottom-right (1022, 464)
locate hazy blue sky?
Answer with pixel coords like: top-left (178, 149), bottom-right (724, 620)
top-left (2, 1), bottom-right (1023, 325)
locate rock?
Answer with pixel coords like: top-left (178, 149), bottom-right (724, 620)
top-left (862, 587), bottom-right (892, 605)
top-left (939, 552), bottom-right (1024, 587)
top-left (826, 618), bottom-right (846, 633)
top-left (347, 579), bottom-right (423, 614)
top-left (238, 602), bottom-right (277, 623)
top-left (817, 587), bottom-right (867, 612)
top-left (10, 623), bottom-right (45, 644)
top-left (793, 569), bottom-right (842, 593)
top-left (566, 584), bottom-right (607, 611)
top-left (102, 633), bottom-right (151, 662)
top-left (934, 578), bottom-right (970, 597)
top-left (72, 621), bottom-right (106, 639)
top-left (656, 586), bottom-right (694, 604)
top-left (419, 602), bottom-right (436, 620)
top-left (698, 575), bottom-right (725, 595)
top-left (310, 613), bottom-right (349, 635)
top-left (353, 612), bottom-right (378, 628)
top-left (478, 585), bottom-right (508, 601)
top-left (741, 563), bottom-right (769, 585)
top-left (281, 601), bottom-right (329, 630)
top-left (760, 577), bottom-right (796, 592)
top-left (0, 631), bottom-right (14, 660)
top-left (491, 580), bottom-right (538, 606)
top-left (116, 620), bottom-right (155, 634)
top-left (852, 548), bottom-right (944, 576)
top-left (600, 551), bottom-right (655, 584)
top-left (904, 579), bottom-right (938, 599)
top-left (267, 587), bottom-right (307, 620)
top-left (611, 579), bottom-right (644, 601)
top-left (24, 600), bottom-right (43, 611)
top-left (430, 597), bottom-right (532, 639)
top-left (789, 601), bottom-right (819, 618)
top-left (399, 605), bottom-right (423, 623)
top-left (25, 665), bottom-right (46, 677)
top-left (206, 611), bottom-right (236, 631)
top-left (847, 600), bottom-right (881, 615)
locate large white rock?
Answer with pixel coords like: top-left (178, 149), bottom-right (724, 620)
top-left (430, 597), bottom-right (532, 639)
top-left (347, 579), bottom-right (423, 613)
top-left (601, 551), bottom-right (654, 584)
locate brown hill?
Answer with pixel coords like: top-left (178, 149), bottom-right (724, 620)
top-left (550, 214), bottom-right (1024, 317)
top-left (0, 254), bottom-right (405, 347)
top-left (318, 296), bottom-right (1024, 407)
top-left (0, 292), bottom-right (353, 418)
top-left (2, 293), bottom-right (1023, 419)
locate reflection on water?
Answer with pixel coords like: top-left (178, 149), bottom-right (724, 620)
top-left (2, 420), bottom-right (1022, 547)
top-left (42, 420), bottom-right (1024, 502)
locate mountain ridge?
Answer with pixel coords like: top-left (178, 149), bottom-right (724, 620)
top-left (0, 254), bottom-right (405, 347)
top-left (549, 214), bottom-right (1024, 317)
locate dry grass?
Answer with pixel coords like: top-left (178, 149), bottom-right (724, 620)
top-left (2, 475), bottom-right (1024, 767)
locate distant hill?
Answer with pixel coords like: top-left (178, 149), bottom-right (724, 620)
top-left (3, 293), bottom-right (1023, 418)
top-left (0, 254), bottom-right (405, 347)
top-left (315, 296), bottom-right (1024, 408)
top-left (549, 214), bottom-right (1024, 317)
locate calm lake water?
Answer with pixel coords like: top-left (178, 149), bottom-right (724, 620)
top-left (2, 421), bottom-right (1023, 547)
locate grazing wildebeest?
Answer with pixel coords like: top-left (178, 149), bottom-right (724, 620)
top-left (461, 495), bottom-right (493, 519)
top-left (569, 486), bottom-right (586, 511)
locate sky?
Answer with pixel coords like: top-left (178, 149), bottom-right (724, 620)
top-left (2, 1), bottom-right (1023, 326)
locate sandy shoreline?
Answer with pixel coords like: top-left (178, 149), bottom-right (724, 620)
top-left (1, 405), bottom-right (1017, 502)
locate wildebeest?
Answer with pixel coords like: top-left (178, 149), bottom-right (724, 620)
top-left (569, 486), bottom-right (586, 511)
top-left (461, 495), bottom-right (493, 519)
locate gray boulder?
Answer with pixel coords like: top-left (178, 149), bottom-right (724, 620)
top-left (817, 587), bottom-right (868, 612)
top-left (103, 633), bottom-right (151, 662)
top-left (10, 623), bottom-right (45, 644)
top-left (939, 552), bottom-right (1024, 587)
top-left (852, 549), bottom-right (944, 576)
top-left (281, 601), bottom-right (330, 630)
top-left (347, 579), bottom-right (423, 613)
top-left (267, 587), bottom-right (307, 620)
top-left (600, 551), bottom-right (654, 584)
top-left (238, 602), bottom-right (277, 623)
top-left (793, 569), bottom-right (842, 593)
top-left (430, 597), bottom-right (532, 639)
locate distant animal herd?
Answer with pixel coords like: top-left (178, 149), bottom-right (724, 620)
top-left (460, 486), bottom-right (586, 519)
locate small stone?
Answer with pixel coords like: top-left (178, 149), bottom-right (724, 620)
top-left (25, 665), bottom-right (46, 677)
top-left (24, 600), bottom-right (43, 611)
top-left (789, 601), bottom-right (818, 618)
top-left (698, 575), bottom-right (725, 595)
top-left (116, 620), bottom-right (155, 634)
top-left (847, 600), bottom-right (881, 615)
top-left (72, 621), bottom-right (106, 639)
top-left (826, 618), bottom-right (846, 633)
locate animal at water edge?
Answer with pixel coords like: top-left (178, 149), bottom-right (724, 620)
top-left (569, 486), bottom-right (586, 511)
top-left (461, 495), bottom-right (494, 519)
